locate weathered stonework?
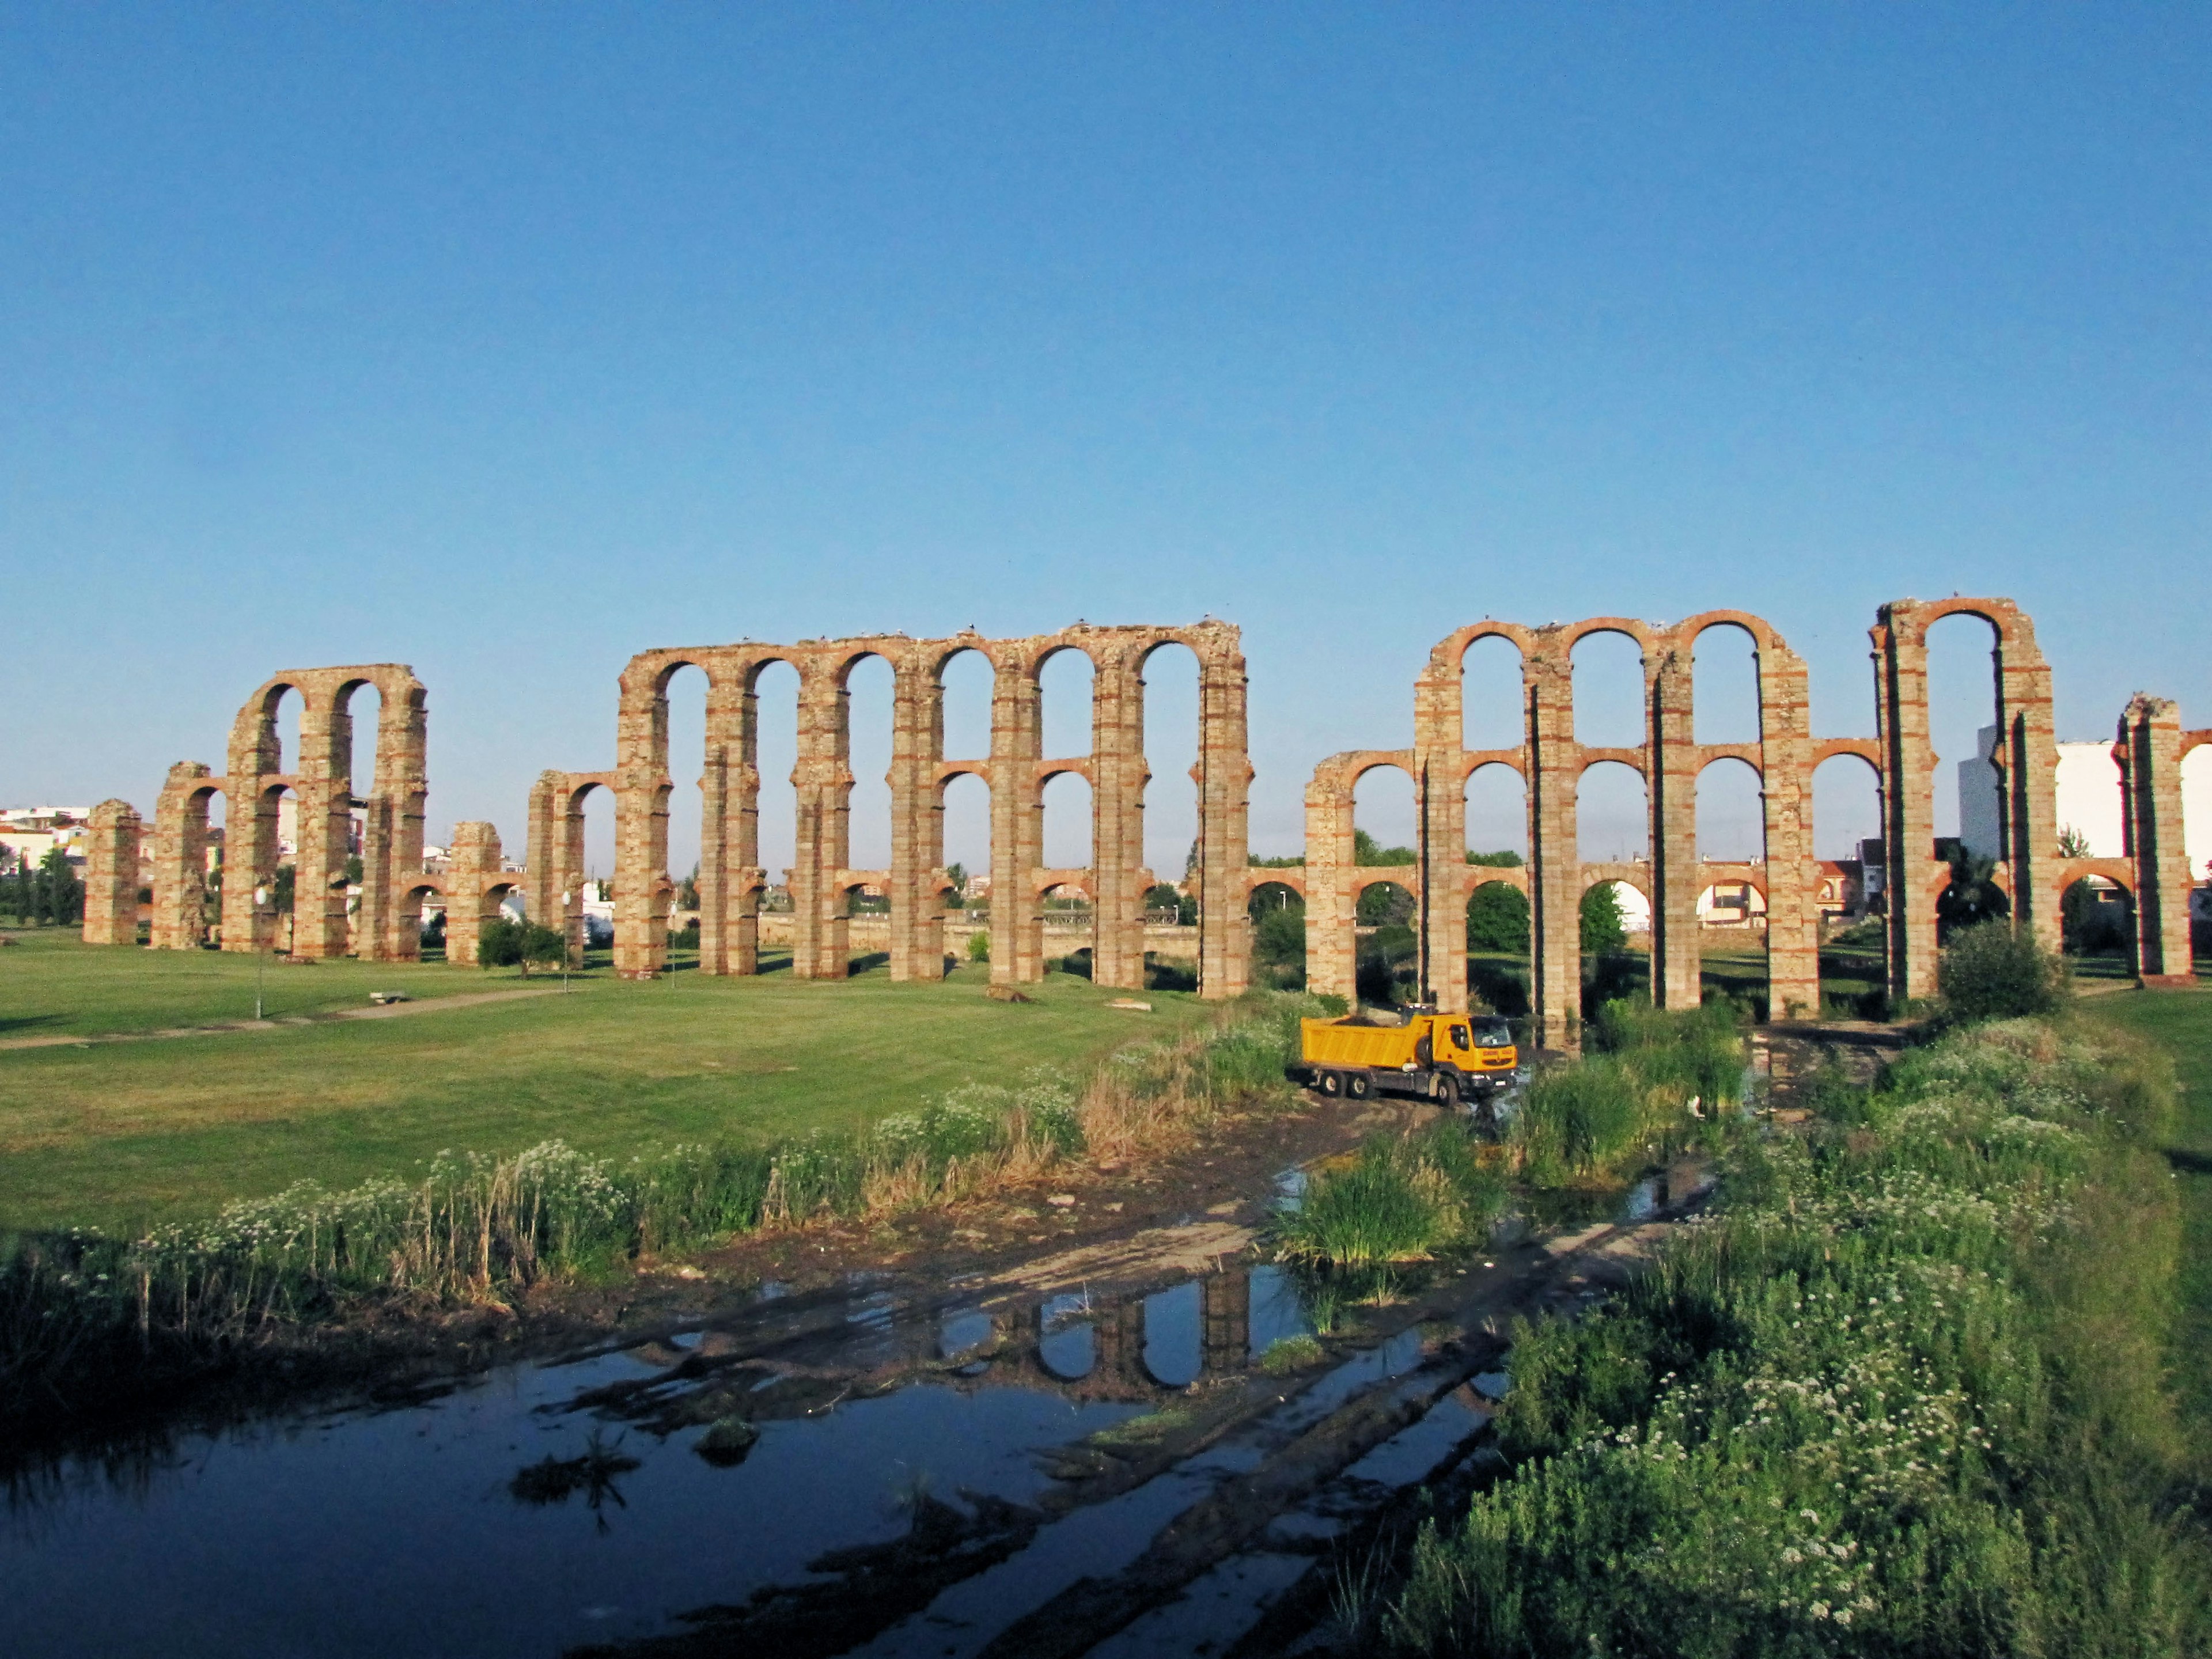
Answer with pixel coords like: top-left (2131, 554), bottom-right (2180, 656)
top-left (1303, 599), bottom-right (2192, 1049)
top-left (2116, 696), bottom-right (2205, 987)
top-left (551, 623), bottom-right (1253, 995)
top-left (146, 665), bottom-right (434, 957)
top-left (81, 799), bottom-right (142, 945)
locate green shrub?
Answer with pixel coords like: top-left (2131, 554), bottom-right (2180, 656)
top-left (1268, 1125), bottom-right (1506, 1266)
top-left (1938, 919), bottom-right (2068, 1022)
top-left (966, 930), bottom-right (990, 963)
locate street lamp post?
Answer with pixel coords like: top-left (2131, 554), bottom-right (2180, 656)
top-left (560, 889), bottom-right (572, 994)
top-left (252, 884), bottom-right (269, 1020)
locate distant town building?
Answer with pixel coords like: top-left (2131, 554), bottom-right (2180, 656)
top-left (0, 806), bottom-right (92, 873)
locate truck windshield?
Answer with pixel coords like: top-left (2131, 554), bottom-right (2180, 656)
top-left (1472, 1020), bottom-right (1512, 1047)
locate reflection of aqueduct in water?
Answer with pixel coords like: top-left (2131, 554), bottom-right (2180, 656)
top-left (85, 598), bottom-right (2204, 1046)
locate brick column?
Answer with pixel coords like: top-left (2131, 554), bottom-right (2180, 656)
top-left (1997, 620), bottom-right (2061, 957)
top-left (441, 823), bottom-right (502, 967)
top-left (368, 676), bottom-right (428, 963)
top-left (1414, 654), bottom-right (1468, 1012)
top-left (787, 661), bottom-right (851, 979)
top-left (1759, 642), bottom-right (1819, 1021)
top-left (1873, 607), bottom-right (1940, 1003)
top-left (82, 799), bottom-right (142, 945)
top-left (612, 667), bottom-right (669, 979)
top-left (289, 691), bottom-right (351, 960)
top-left (525, 773), bottom-right (561, 937)
top-left (1303, 767), bottom-right (1357, 1002)
top-left (1648, 639), bottom-right (1701, 1011)
top-left (1200, 1270), bottom-right (1251, 1377)
top-left (221, 694), bottom-right (284, 955)
top-left (889, 650), bottom-right (945, 982)
top-left (730, 668), bottom-right (766, 976)
top-left (990, 654), bottom-right (1045, 984)
top-left (1526, 631), bottom-right (1580, 1050)
top-left (2120, 695), bottom-right (2196, 984)
top-left (695, 668), bottom-right (741, 975)
top-left (150, 764), bottom-right (218, 950)
top-left (1195, 639), bottom-right (1252, 999)
top-left (1090, 647), bottom-right (1147, 991)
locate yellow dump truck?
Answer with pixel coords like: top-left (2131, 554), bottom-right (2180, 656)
top-left (1288, 1009), bottom-right (1519, 1112)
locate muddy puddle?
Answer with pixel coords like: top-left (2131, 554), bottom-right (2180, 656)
top-left (3, 1160), bottom-right (1706, 1659)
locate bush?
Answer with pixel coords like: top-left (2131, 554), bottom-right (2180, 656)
top-left (1938, 919), bottom-right (2067, 1022)
top-left (1268, 1124), bottom-right (1507, 1267)
top-left (966, 930), bottom-right (990, 963)
top-left (1467, 882), bottom-right (1530, 953)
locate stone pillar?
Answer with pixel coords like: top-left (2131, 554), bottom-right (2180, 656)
top-left (289, 691), bottom-right (352, 960)
top-left (1526, 631), bottom-right (1581, 1050)
top-left (82, 799), bottom-right (143, 945)
top-left (442, 823), bottom-right (502, 967)
top-left (731, 671), bottom-right (766, 976)
top-left (150, 764), bottom-right (218, 950)
top-left (990, 654), bottom-right (1046, 984)
top-left (1647, 639), bottom-right (1701, 1012)
top-left (695, 670), bottom-right (741, 976)
top-left (525, 774), bottom-right (562, 937)
top-left (1414, 653), bottom-right (1468, 1012)
top-left (1090, 647), bottom-right (1148, 991)
top-left (1194, 639), bottom-right (1252, 999)
top-left (791, 661), bottom-right (853, 979)
top-left (888, 650), bottom-right (945, 982)
top-left (1303, 769), bottom-right (1358, 1002)
top-left (1873, 608), bottom-right (1940, 1004)
top-left (1200, 1270), bottom-right (1251, 1377)
top-left (2120, 695), bottom-right (2196, 985)
top-left (221, 694), bottom-right (285, 955)
top-left (1759, 642), bottom-right (1820, 1021)
top-left (613, 668), bottom-right (669, 979)
top-left (1996, 620), bottom-right (2061, 957)
top-left (366, 676), bottom-right (428, 963)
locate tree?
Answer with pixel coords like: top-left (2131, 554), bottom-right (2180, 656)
top-left (1938, 919), bottom-right (2065, 1021)
top-left (1580, 882), bottom-right (1627, 955)
top-left (1354, 828), bottom-right (1416, 867)
top-left (1466, 849), bottom-right (1524, 868)
top-left (521, 923), bottom-right (567, 975)
top-left (2056, 824), bottom-right (2092, 858)
top-left (271, 865), bottom-right (296, 914)
top-left (1936, 844), bottom-right (2009, 938)
top-left (1253, 904), bottom-right (1306, 969)
top-left (1467, 883), bottom-right (1531, 953)
top-left (946, 862), bottom-right (968, 900)
top-left (478, 917), bottom-right (525, 969)
top-left (38, 847), bottom-right (83, 927)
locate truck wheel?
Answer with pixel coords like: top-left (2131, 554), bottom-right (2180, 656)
top-left (1318, 1070), bottom-right (1343, 1097)
top-left (1347, 1071), bottom-right (1373, 1100)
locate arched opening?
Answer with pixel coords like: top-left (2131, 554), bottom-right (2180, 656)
top-left (1581, 876), bottom-right (1649, 1016)
top-left (401, 881), bottom-right (440, 961)
top-left (1692, 623), bottom-right (1760, 746)
top-left (2055, 739), bottom-right (2124, 859)
top-left (1354, 764), bottom-right (1418, 867)
top-left (752, 660), bottom-right (801, 964)
top-left (1577, 760), bottom-right (1649, 864)
top-left (269, 684), bottom-right (303, 777)
top-left (1039, 647), bottom-right (1093, 759)
top-left (1571, 630), bottom-right (1646, 749)
top-left (1142, 642), bottom-right (1201, 888)
top-left (1465, 761), bottom-right (1528, 864)
top-left (1247, 879), bottom-right (1305, 990)
top-left (2185, 747), bottom-right (2212, 969)
top-left (1143, 1281), bottom-right (1203, 1389)
top-left (1042, 771), bottom-right (1092, 870)
top-left (1812, 753), bottom-right (1884, 1016)
top-left (1461, 634), bottom-right (1524, 752)
top-left (1043, 880), bottom-right (1092, 977)
top-left (1357, 878), bottom-right (1418, 1006)
top-left (1696, 757), bottom-right (1762, 862)
top-left (2062, 876), bottom-right (2135, 978)
top-left (573, 783), bottom-right (616, 967)
top-left (663, 664), bottom-right (710, 971)
top-left (844, 654), bottom-right (896, 873)
top-left (1038, 1292), bottom-right (1095, 1381)
top-left (940, 647), bottom-right (994, 762)
top-left (264, 782), bottom-right (298, 955)
top-left (1925, 613), bottom-right (2005, 854)
top-left (941, 772), bottom-right (991, 969)
top-left (1465, 878), bottom-right (1529, 1016)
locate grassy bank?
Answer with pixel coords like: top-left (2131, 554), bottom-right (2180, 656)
top-left (1381, 1012), bottom-right (2207, 1656)
top-left (0, 993), bottom-right (1317, 1440)
top-left (0, 933), bottom-right (1214, 1232)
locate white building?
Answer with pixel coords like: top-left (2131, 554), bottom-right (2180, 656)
top-left (1960, 724), bottom-right (2211, 881)
top-left (0, 806), bottom-right (92, 873)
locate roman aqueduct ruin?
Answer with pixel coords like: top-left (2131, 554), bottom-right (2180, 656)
top-left (81, 597), bottom-right (2204, 1046)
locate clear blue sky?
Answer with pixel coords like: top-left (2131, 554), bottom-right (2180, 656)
top-left (4, 5), bottom-right (2205, 880)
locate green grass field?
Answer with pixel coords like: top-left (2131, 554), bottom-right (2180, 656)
top-left (0, 930), bottom-right (1210, 1233)
top-left (2081, 984), bottom-right (2212, 1434)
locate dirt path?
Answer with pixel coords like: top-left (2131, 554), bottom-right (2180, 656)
top-left (0, 986), bottom-right (563, 1052)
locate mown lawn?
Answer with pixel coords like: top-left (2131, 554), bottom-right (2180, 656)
top-left (2080, 984), bottom-right (2212, 1433)
top-left (0, 934), bottom-right (1207, 1232)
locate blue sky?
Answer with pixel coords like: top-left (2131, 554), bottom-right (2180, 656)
top-left (3, 5), bottom-right (2205, 880)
